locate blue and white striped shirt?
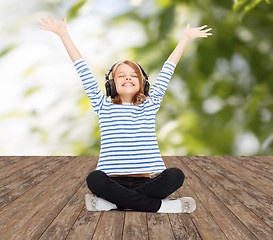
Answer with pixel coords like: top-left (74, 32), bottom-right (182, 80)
top-left (74, 58), bottom-right (176, 176)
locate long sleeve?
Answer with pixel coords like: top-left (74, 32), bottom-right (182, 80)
top-left (74, 58), bottom-right (106, 116)
top-left (149, 61), bottom-right (176, 113)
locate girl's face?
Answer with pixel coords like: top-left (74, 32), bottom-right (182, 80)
top-left (114, 63), bottom-right (140, 102)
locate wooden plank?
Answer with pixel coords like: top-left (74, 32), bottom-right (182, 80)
top-left (167, 156), bottom-right (228, 240)
top-left (227, 156), bottom-right (273, 180)
top-left (0, 156), bottom-right (63, 187)
top-left (238, 156), bottom-right (273, 175)
top-left (147, 212), bottom-right (175, 240)
top-left (250, 156), bottom-right (273, 166)
top-left (0, 157), bottom-right (84, 238)
top-left (168, 213), bottom-right (202, 240)
top-left (0, 156), bottom-right (48, 180)
top-left (0, 156), bottom-right (71, 209)
top-left (91, 211), bottom-right (125, 240)
top-left (183, 156), bottom-right (272, 240)
top-left (0, 157), bottom-right (78, 225)
top-left (122, 212), bottom-right (148, 240)
top-left (9, 157), bottom-right (95, 240)
top-left (175, 156), bottom-right (258, 240)
top-left (65, 209), bottom-right (101, 240)
top-left (192, 156), bottom-right (273, 227)
top-left (39, 159), bottom-right (97, 240)
top-left (39, 182), bottom-right (88, 240)
top-left (164, 157), bottom-right (203, 240)
top-left (210, 156), bottom-right (273, 197)
top-left (0, 156), bottom-right (27, 169)
top-left (207, 157), bottom-right (273, 212)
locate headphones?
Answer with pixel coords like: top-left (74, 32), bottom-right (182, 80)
top-left (105, 61), bottom-right (150, 98)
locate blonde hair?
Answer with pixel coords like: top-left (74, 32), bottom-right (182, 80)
top-left (111, 60), bottom-right (147, 105)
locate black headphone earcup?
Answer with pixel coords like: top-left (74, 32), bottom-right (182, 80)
top-left (105, 80), bottom-right (111, 97)
top-left (107, 79), bottom-right (117, 98)
top-left (143, 80), bottom-right (150, 96)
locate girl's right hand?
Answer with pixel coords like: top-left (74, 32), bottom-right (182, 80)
top-left (39, 15), bottom-right (67, 36)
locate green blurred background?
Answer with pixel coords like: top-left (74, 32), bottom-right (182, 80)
top-left (0, 0), bottom-right (272, 156)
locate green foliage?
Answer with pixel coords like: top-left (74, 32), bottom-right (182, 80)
top-left (77, 96), bottom-right (91, 112)
top-left (24, 87), bottom-right (41, 97)
top-left (156, 0), bottom-right (174, 8)
top-left (0, 45), bottom-right (16, 57)
top-left (67, 0), bottom-right (88, 21)
top-left (233, 0), bottom-right (271, 16)
top-left (158, 5), bottom-right (175, 39)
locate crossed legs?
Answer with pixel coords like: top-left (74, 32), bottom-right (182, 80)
top-left (86, 168), bottom-right (185, 212)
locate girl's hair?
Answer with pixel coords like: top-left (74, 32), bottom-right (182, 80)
top-left (111, 60), bottom-right (147, 105)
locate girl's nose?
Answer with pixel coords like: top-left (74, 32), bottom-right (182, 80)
top-left (126, 77), bottom-right (131, 80)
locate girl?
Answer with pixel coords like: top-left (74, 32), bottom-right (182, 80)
top-left (39, 15), bottom-right (212, 213)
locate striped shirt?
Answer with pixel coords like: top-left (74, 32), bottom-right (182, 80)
top-left (74, 58), bottom-right (176, 176)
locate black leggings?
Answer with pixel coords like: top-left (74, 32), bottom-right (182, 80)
top-left (86, 167), bottom-right (185, 212)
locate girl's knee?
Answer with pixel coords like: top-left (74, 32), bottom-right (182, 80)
top-left (169, 167), bottom-right (185, 188)
top-left (86, 170), bottom-right (107, 190)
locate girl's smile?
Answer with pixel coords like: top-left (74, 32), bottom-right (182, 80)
top-left (122, 82), bottom-right (135, 86)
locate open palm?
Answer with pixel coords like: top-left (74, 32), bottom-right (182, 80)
top-left (184, 24), bottom-right (212, 40)
top-left (39, 15), bottom-right (67, 36)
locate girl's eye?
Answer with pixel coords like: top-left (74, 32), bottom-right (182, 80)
top-left (118, 75), bottom-right (137, 78)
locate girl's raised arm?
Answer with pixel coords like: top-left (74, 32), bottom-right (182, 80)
top-left (149, 24), bottom-right (212, 112)
top-left (167, 24), bottom-right (212, 65)
top-left (39, 15), bottom-right (82, 62)
top-left (39, 15), bottom-right (106, 116)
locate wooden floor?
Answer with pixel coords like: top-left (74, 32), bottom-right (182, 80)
top-left (0, 156), bottom-right (272, 240)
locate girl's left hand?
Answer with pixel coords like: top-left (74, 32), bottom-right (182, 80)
top-left (184, 24), bottom-right (212, 40)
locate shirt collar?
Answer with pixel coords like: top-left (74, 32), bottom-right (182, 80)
top-left (122, 102), bottom-right (133, 105)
